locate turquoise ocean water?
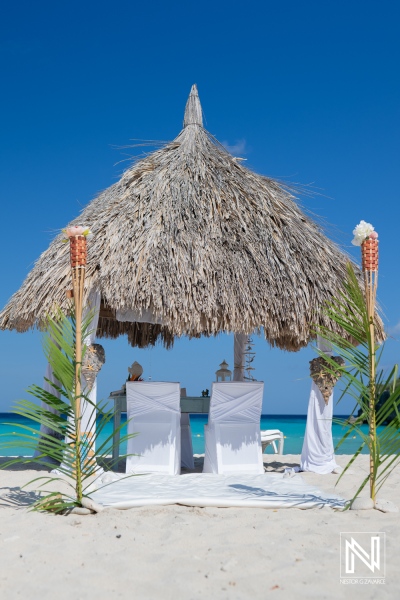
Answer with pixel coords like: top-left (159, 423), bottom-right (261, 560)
top-left (0, 413), bottom-right (374, 456)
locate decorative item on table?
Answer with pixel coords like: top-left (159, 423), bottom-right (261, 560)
top-left (128, 361), bottom-right (144, 381)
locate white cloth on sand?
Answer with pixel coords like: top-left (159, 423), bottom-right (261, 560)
top-left (92, 472), bottom-right (345, 510)
top-left (300, 382), bottom-right (340, 474)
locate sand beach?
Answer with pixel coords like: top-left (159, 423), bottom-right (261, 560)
top-left (1, 454), bottom-right (398, 600)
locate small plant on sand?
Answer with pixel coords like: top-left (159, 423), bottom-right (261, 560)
top-left (316, 263), bottom-right (400, 505)
top-left (0, 309), bottom-right (134, 513)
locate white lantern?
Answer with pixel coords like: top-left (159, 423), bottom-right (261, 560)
top-left (215, 359), bottom-right (232, 382)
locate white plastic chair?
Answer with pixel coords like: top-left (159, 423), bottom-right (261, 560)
top-left (203, 381), bottom-right (264, 475)
top-left (126, 381), bottom-right (181, 475)
top-left (260, 429), bottom-right (284, 454)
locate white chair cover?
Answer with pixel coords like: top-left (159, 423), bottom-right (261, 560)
top-left (126, 381), bottom-right (181, 475)
top-left (300, 381), bottom-right (339, 474)
top-left (203, 381), bottom-right (264, 475)
top-left (180, 413), bottom-right (194, 469)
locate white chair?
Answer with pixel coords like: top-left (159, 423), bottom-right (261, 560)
top-left (260, 429), bottom-right (284, 454)
top-left (126, 381), bottom-right (181, 475)
top-left (203, 381), bottom-right (264, 475)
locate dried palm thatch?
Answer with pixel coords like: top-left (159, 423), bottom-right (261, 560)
top-left (0, 85), bottom-right (384, 350)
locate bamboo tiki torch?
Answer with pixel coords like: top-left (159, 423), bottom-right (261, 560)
top-left (68, 230), bottom-right (88, 456)
top-left (361, 232), bottom-right (379, 501)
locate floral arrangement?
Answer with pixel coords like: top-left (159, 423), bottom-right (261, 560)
top-left (351, 220), bottom-right (378, 246)
top-left (63, 225), bottom-right (92, 239)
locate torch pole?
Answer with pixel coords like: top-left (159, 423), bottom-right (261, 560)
top-left (69, 235), bottom-right (87, 481)
top-left (361, 237), bottom-right (379, 502)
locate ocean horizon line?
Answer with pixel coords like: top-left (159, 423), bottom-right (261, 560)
top-left (0, 412), bottom-right (353, 418)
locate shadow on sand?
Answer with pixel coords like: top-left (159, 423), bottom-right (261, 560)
top-left (0, 486), bottom-right (41, 509)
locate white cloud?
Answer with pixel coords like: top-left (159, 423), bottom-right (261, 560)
top-left (388, 321), bottom-right (400, 336)
top-left (221, 138), bottom-right (247, 156)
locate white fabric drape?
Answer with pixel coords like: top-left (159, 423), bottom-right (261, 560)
top-left (39, 364), bottom-right (62, 432)
top-left (79, 290), bottom-right (101, 437)
top-left (203, 381), bottom-right (264, 475)
top-left (126, 385), bottom-right (180, 417)
top-left (316, 334), bottom-right (333, 357)
top-left (116, 307), bottom-right (164, 325)
top-left (126, 381), bottom-right (181, 475)
top-left (207, 383), bottom-right (262, 424)
top-left (93, 472), bottom-right (346, 510)
top-left (300, 336), bottom-right (339, 474)
top-left (233, 333), bottom-right (247, 381)
top-left (33, 364), bottom-right (62, 458)
top-left (300, 382), bottom-right (339, 474)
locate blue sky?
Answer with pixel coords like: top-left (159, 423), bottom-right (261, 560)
top-left (0, 1), bottom-right (399, 414)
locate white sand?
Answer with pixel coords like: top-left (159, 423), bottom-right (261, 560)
top-left (1, 454), bottom-right (399, 599)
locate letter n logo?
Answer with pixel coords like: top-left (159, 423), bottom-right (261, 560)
top-left (340, 532), bottom-right (385, 579)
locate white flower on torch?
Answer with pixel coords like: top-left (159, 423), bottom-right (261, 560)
top-left (351, 220), bottom-right (376, 246)
top-left (63, 226), bottom-right (92, 240)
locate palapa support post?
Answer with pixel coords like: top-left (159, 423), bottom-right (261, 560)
top-left (361, 236), bottom-right (379, 502)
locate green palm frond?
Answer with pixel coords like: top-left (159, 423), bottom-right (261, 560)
top-left (315, 262), bottom-right (400, 505)
top-left (0, 308), bottom-right (137, 512)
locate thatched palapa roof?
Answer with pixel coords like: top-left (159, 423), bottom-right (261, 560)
top-left (0, 85), bottom-right (379, 350)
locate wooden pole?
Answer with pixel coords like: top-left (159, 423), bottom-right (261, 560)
top-left (69, 235), bottom-right (87, 485)
top-left (361, 237), bottom-right (378, 502)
